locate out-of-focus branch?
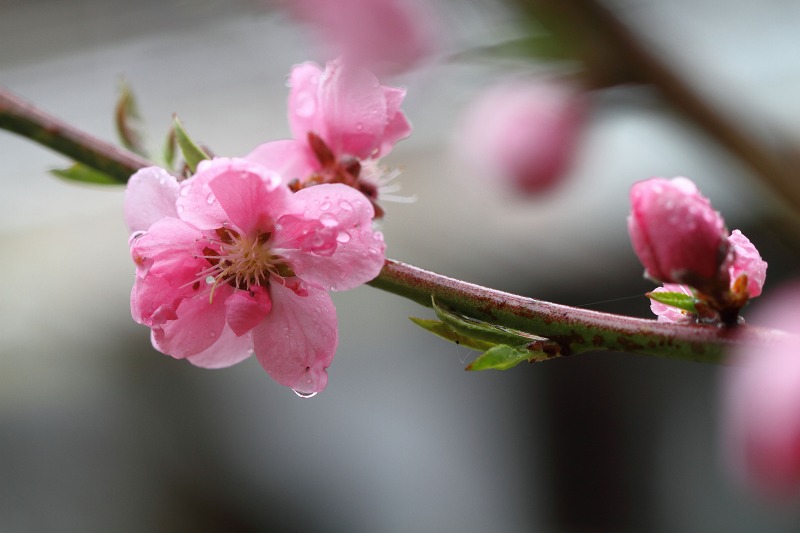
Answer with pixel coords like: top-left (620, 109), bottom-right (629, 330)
top-left (0, 88), bottom-right (151, 183)
top-left (519, 0), bottom-right (800, 214)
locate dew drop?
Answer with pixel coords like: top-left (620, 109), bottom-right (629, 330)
top-left (320, 201), bottom-right (332, 211)
top-left (179, 187), bottom-right (189, 197)
top-left (339, 200), bottom-right (353, 211)
top-left (320, 213), bottom-right (338, 227)
top-left (205, 275), bottom-right (215, 284)
top-left (336, 231), bottom-right (351, 243)
top-left (209, 331), bottom-right (217, 338)
top-left (177, 204), bottom-right (185, 214)
top-left (293, 389), bottom-right (318, 399)
top-left (206, 193), bottom-right (216, 205)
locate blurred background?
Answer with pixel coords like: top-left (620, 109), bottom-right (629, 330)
top-left (2, 0), bottom-right (800, 531)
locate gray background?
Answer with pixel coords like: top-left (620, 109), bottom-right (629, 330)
top-left (2, 0), bottom-right (800, 531)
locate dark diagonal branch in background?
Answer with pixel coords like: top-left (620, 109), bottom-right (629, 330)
top-left (520, 0), bottom-right (800, 216)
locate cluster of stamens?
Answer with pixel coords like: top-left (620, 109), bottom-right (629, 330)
top-left (193, 227), bottom-right (293, 298)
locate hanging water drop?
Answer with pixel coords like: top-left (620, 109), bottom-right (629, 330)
top-left (293, 389), bottom-right (318, 399)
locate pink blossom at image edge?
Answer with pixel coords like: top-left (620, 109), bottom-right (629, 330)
top-left (721, 283), bottom-right (800, 500)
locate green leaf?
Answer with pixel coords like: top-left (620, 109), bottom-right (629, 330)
top-left (50, 163), bottom-right (119, 185)
top-left (173, 115), bottom-right (210, 173)
top-left (115, 79), bottom-right (148, 157)
top-left (431, 297), bottom-right (547, 346)
top-left (409, 317), bottom-right (497, 351)
top-left (646, 291), bottom-right (698, 314)
top-left (466, 344), bottom-right (535, 371)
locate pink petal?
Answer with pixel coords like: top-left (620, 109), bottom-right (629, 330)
top-left (206, 159), bottom-right (291, 236)
top-left (317, 59), bottom-right (389, 159)
top-left (728, 229), bottom-right (768, 298)
top-left (279, 184), bottom-right (385, 290)
top-left (150, 285), bottom-right (232, 359)
top-left (124, 166), bottom-right (180, 232)
top-left (379, 86), bottom-right (413, 157)
top-left (288, 62), bottom-right (326, 144)
top-left (243, 139), bottom-right (319, 183)
top-left (225, 285), bottom-right (273, 337)
top-left (130, 217), bottom-right (206, 277)
top-left (252, 283), bottom-right (337, 394)
top-left (186, 324), bottom-right (254, 369)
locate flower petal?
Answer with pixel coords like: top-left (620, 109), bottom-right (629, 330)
top-left (252, 283), bottom-right (337, 394)
top-left (243, 139), bottom-right (319, 184)
top-left (125, 166), bottom-right (180, 232)
top-left (729, 229), bottom-right (768, 298)
top-left (278, 184), bottom-right (385, 290)
top-left (151, 284), bottom-right (232, 359)
top-left (225, 285), bottom-right (273, 337)
top-left (186, 324), bottom-right (253, 369)
top-left (289, 62), bottom-right (326, 144)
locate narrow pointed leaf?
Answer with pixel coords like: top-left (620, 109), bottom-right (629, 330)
top-left (173, 115), bottom-right (210, 173)
top-left (432, 297), bottom-right (548, 346)
top-left (646, 291), bottom-right (698, 314)
top-left (163, 125), bottom-right (177, 171)
top-left (50, 163), bottom-right (119, 185)
top-left (466, 344), bottom-right (537, 371)
top-left (115, 79), bottom-right (148, 157)
top-left (409, 317), bottom-right (496, 351)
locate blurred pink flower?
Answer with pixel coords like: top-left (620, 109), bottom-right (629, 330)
top-left (628, 177), bottom-right (728, 287)
top-left (246, 58), bottom-right (411, 217)
top-left (453, 79), bottom-right (587, 196)
top-left (729, 229), bottom-right (768, 298)
top-left (125, 158), bottom-right (385, 395)
top-left (722, 283), bottom-right (800, 499)
top-left (286, 0), bottom-right (438, 75)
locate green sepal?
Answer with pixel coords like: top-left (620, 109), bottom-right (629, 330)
top-left (163, 125), bottom-right (178, 172)
top-left (432, 297), bottom-right (546, 346)
top-left (409, 317), bottom-right (496, 351)
top-left (173, 115), bottom-right (210, 173)
top-left (50, 163), bottom-right (119, 185)
top-left (114, 79), bottom-right (148, 157)
top-left (646, 291), bottom-right (698, 314)
top-left (466, 344), bottom-right (537, 371)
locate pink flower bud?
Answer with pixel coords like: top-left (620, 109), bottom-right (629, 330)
top-left (729, 229), bottom-right (768, 298)
top-left (628, 177), bottom-right (728, 286)
top-left (453, 79), bottom-right (587, 196)
top-left (722, 283), bottom-right (800, 499)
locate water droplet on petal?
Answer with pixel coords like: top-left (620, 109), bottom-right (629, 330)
top-left (179, 187), bottom-right (189, 197)
top-left (336, 231), bottom-right (351, 243)
top-left (205, 276), bottom-right (215, 284)
top-left (177, 204), bottom-right (185, 214)
top-left (130, 230), bottom-right (147, 241)
top-left (320, 213), bottom-right (338, 227)
top-left (293, 389), bottom-right (317, 399)
top-left (320, 201), bottom-right (332, 211)
top-left (209, 331), bottom-right (217, 338)
top-left (339, 200), bottom-right (353, 211)
top-left (206, 193), bottom-right (216, 204)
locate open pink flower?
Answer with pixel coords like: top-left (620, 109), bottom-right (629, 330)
top-left (125, 158), bottom-right (385, 395)
top-left (286, 0), bottom-right (438, 76)
top-left (628, 177), bottom-right (729, 287)
top-left (246, 58), bottom-right (411, 217)
top-left (722, 283), bottom-right (800, 499)
top-left (453, 79), bottom-right (587, 196)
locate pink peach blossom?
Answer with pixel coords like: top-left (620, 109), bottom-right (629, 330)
top-left (729, 229), bottom-right (767, 298)
top-left (722, 283), bottom-right (800, 499)
top-left (287, 0), bottom-right (438, 75)
top-left (246, 58), bottom-right (411, 216)
top-left (125, 158), bottom-right (385, 395)
top-left (628, 177), bottom-right (728, 286)
top-left (453, 79), bottom-right (587, 196)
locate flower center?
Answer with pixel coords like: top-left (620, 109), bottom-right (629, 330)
top-left (200, 227), bottom-right (293, 293)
